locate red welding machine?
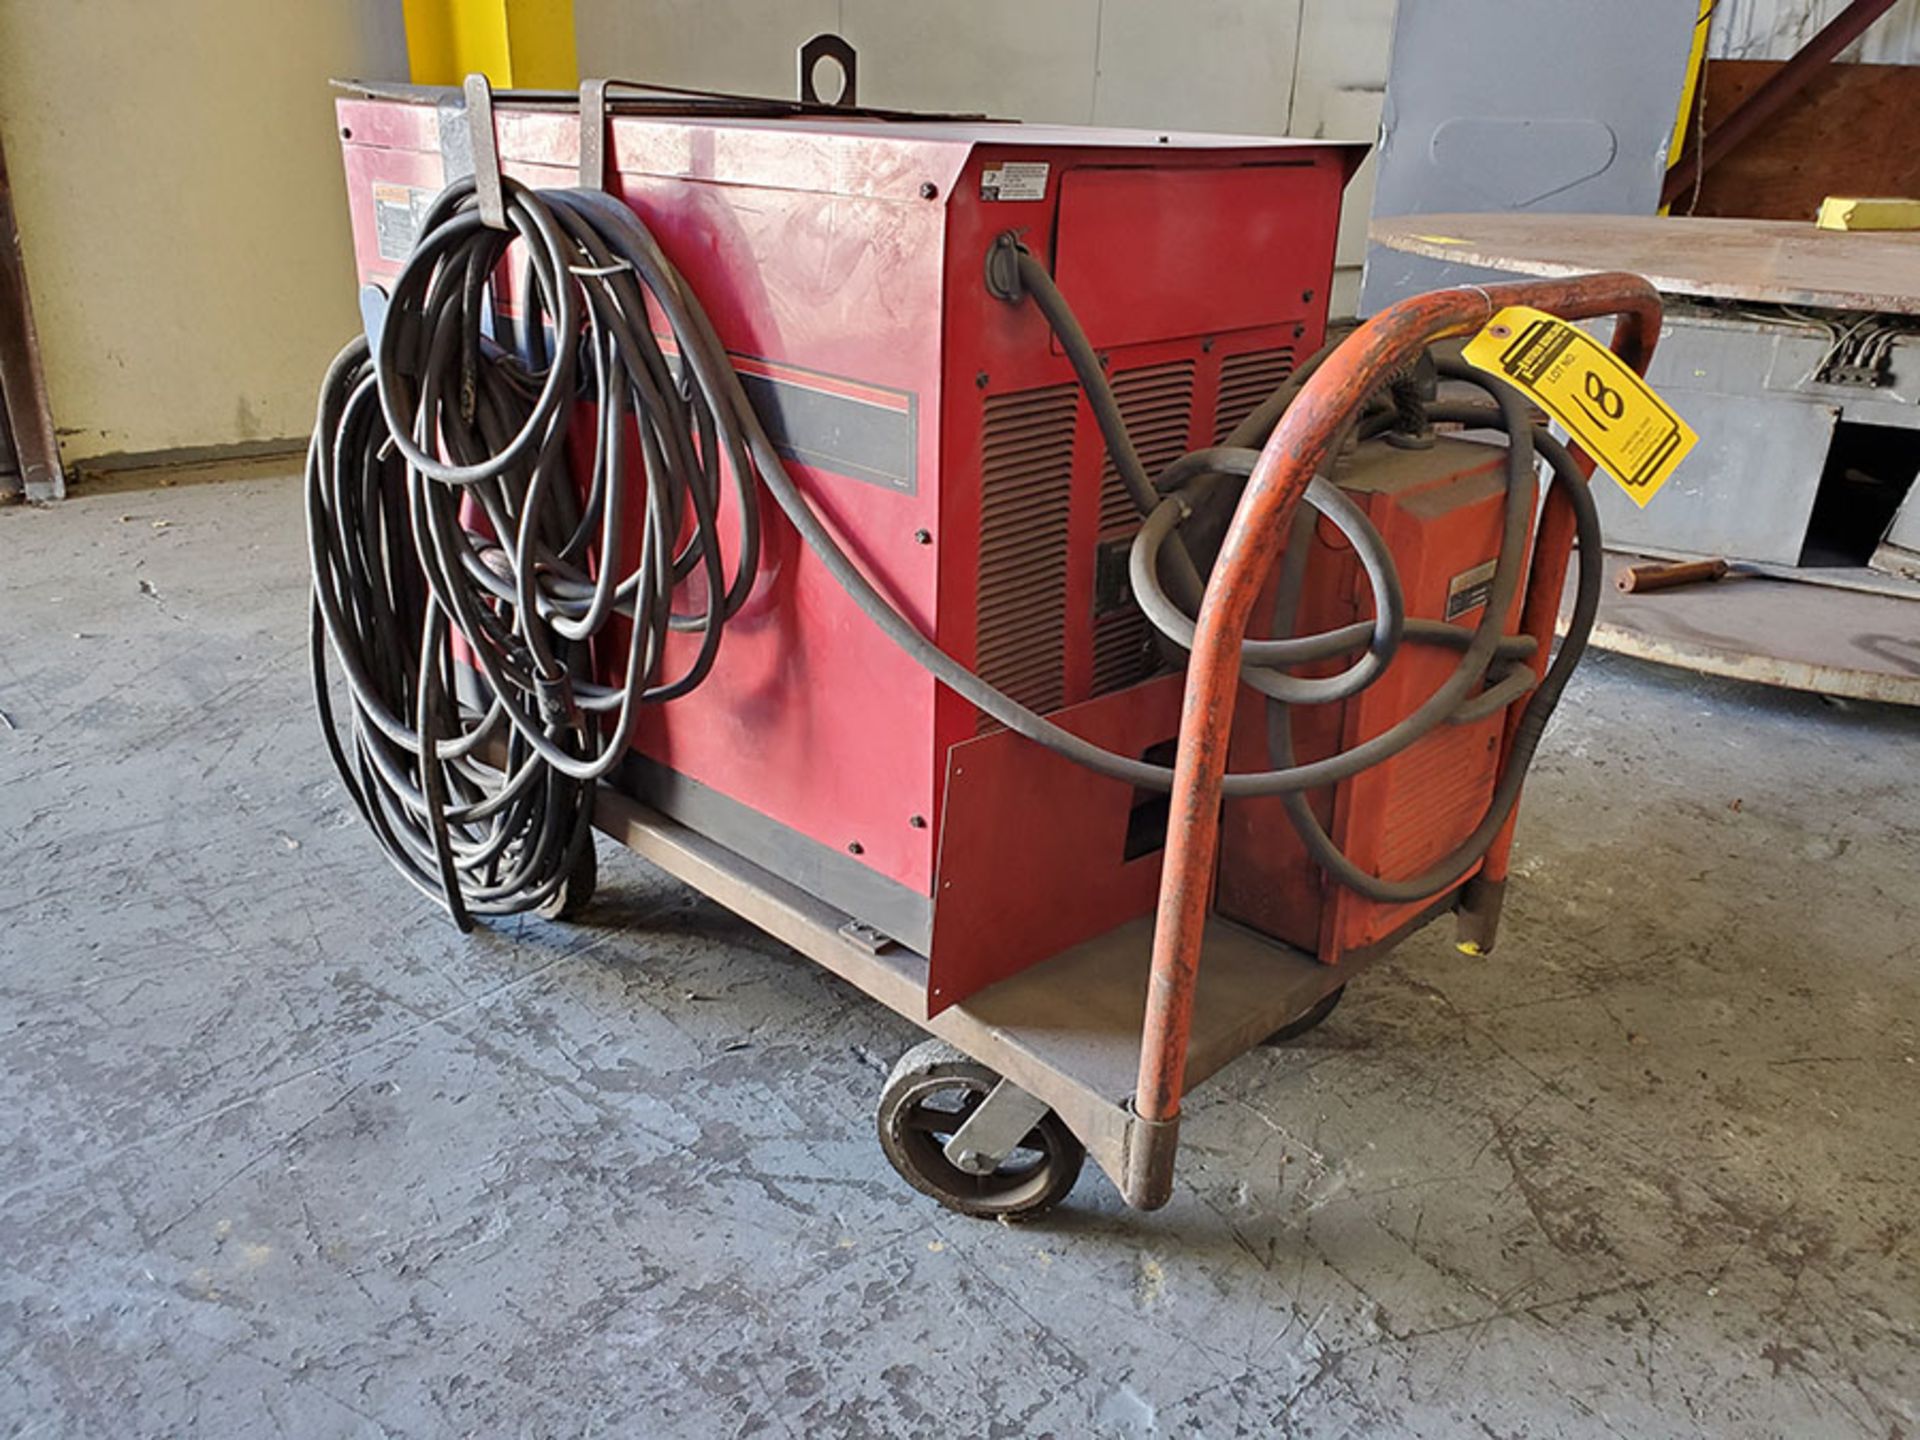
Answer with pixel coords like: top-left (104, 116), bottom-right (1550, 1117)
top-left (310, 52), bottom-right (1651, 1216)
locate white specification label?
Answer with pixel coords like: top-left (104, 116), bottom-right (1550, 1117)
top-left (1445, 558), bottom-right (1498, 621)
top-left (372, 182), bottom-right (435, 263)
top-left (980, 161), bottom-right (1049, 202)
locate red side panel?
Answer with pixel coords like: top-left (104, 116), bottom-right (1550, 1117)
top-left (1053, 162), bottom-right (1345, 351)
top-left (1325, 457), bottom-right (1531, 954)
top-left (926, 676), bottom-right (1183, 1015)
top-left (919, 144), bottom-right (1353, 1008)
top-left (614, 166), bottom-right (948, 894)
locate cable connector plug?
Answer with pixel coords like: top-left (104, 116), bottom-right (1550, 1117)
top-left (984, 232), bottom-right (1029, 304)
top-left (533, 664), bottom-right (581, 729)
top-left (1384, 349), bottom-right (1439, 450)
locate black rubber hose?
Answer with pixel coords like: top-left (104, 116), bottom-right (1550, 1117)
top-left (1129, 470), bottom-right (1406, 705)
top-left (543, 187), bottom-right (1509, 799)
top-left (1131, 446), bottom-right (1534, 700)
top-left (722, 311), bottom-right (1517, 792)
top-left (1139, 448), bottom-right (1402, 672)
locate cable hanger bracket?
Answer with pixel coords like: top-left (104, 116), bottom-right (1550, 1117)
top-left (462, 74), bottom-right (508, 229)
top-left (578, 78), bottom-right (611, 190)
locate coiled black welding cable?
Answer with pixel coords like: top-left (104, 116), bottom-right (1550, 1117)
top-left (1131, 448), bottom-right (1535, 702)
top-left (308, 335), bottom-right (593, 927)
top-left (1118, 356), bottom-right (1542, 793)
top-left (310, 177), bottom-right (760, 924)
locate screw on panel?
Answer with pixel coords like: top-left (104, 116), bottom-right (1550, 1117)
top-left (847, 841), bottom-right (865, 855)
top-left (913, 528), bottom-right (932, 545)
top-left (1302, 289), bottom-right (1315, 303)
top-left (1200, 338), bottom-right (1213, 353)
top-left (909, 814), bottom-right (927, 828)
top-left (1294, 324), bottom-right (1306, 339)
top-left (975, 371), bottom-right (990, 388)
top-left (919, 181), bottom-right (938, 199)
top-left (341, 127), bottom-right (353, 139)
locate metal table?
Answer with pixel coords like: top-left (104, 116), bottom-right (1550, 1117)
top-left (1372, 213), bottom-right (1920, 315)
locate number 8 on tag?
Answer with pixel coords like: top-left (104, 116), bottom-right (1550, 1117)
top-left (1461, 305), bottom-right (1696, 509)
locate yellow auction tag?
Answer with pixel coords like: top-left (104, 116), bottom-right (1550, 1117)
top-left (1461, 306), bottom-right (1696, 508)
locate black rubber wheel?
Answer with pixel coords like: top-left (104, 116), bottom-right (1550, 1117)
top-left (535, 831), bottom-right (599, 922)
top-left (876, 1040), bottom-right (1084, 1220)
top-left (1263, 985), bottom-right (1345, 1045)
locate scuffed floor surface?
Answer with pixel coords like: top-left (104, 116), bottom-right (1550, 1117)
top-left (3, 473), bottom-right (1917, 1439)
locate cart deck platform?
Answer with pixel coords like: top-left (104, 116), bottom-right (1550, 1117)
top-left (594, 784), bottom-right (1357, 1209)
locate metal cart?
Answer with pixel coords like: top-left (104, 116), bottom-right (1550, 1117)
top-left (553, 273), bottom-right (1662, 1219)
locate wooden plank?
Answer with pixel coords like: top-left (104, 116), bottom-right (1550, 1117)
top-left (1660, 0), bottom-right (1905, 209)
top-left (1684, 60), bottom-right (1920, 224)
top-left (1370, 212), bottom-right (1920, 314)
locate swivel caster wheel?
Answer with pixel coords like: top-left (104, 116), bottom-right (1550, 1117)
top-left (875, 1039), bottom-right (1084, 1220)
top-left (536, 830), bottom-right (599, 922)
top-left (1263, 985), bottom-right (1344, 1045)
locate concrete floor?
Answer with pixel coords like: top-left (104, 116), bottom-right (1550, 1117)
top-left (2, 471), bottom-right (1917, 1439)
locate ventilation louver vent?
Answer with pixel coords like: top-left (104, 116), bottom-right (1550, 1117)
top-left (1374, 724), bottom-right (1500, 881)
top-left (975, 385), bottom-right (1078, 732)
top-left (1093, 361), bottom-right (1195, 697)
top-left (1213, 347), bottom-right (1297, 443)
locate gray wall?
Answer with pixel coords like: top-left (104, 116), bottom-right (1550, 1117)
top-left (0, 1), bottom-right (409, 467)
top-left (1709, 0), bottom-right (1920, 60)
top-left (575, 0), bottom-right (1401, 315)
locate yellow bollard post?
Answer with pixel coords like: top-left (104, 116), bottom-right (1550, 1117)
top-left (402, 0), bottom-right (577, 89)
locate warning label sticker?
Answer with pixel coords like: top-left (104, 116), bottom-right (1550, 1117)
top-left (372, 182), bottom-right (435, 263)
top-left (981, 162), bottom-right (1049, 202)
